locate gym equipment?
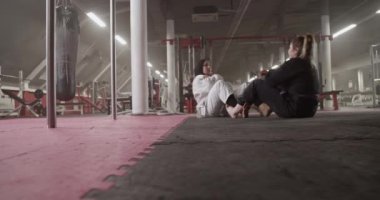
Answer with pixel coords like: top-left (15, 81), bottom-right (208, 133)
top-left (0, 66), bottom-right (21, 117)
top-left (1, 89), bottom-right (45, 117)
top-left (56, 0), bottom-right (80, 101)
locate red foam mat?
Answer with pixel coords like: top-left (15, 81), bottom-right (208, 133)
top-left (0, 115), bottom-right (189, 200)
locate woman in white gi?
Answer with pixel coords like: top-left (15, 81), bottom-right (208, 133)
top-left (192, 59), bottom-right (243, 118)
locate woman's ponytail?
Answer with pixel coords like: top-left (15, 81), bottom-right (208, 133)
top-left (300, 34), bottom-right (314, 60)
top-left (292, 34), bottom-right (314, 61)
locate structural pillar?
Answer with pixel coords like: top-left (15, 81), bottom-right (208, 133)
top-left (321, 0), bottom-right (333, 109)
top-left (166, 19), bottom-right (177, 113)
top-left (312, 39), bottom-right (319, 67)
top-left (321, 0), bottom-right (332, 92)
top-left (144, 0), bottom-right (149, 111)
top-left (131, 0), bottom-right (148, 114)
top-left (332, 77), bottom-right (336, 90)
top-left (357, 69), bottom-right (364, 92)
top-left (279, 46), bottom-right (286, 64)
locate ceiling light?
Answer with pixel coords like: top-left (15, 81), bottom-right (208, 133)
top-left (155, 70), bottom-right (160, 75)
top-left (376, 10), bottom-right (380, 14)
top-left (147, 62), bottom-right (153, 67)
top-left (115, 35), bottom-right (127, 45)
top-left (160, 74), bottom-right (164, 78)
top-left (86, 12), bottom-right (106, 28)
top-left (333, 24), bottom-right (357, 38)
top-left (165, 79), bottom-right (168, 82)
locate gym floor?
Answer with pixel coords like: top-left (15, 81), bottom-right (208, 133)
top-left (0, 108), bottom-right (379, 200)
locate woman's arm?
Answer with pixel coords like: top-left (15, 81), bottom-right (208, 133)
top-left (265, 59), bottom-right (306, 86)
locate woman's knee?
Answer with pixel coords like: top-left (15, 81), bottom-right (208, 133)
top-left (214, 80), bottom-right (226, 86)
top-left (214, 80), bottom-right (233, 91)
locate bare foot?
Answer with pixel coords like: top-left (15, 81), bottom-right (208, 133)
top-left (258, 103), bottom-right (272, 117)
top-left (226, 104), bottom-right (243, 118)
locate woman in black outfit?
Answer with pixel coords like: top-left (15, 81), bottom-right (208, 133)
top-left (239, 34), bottom-right (320, 118)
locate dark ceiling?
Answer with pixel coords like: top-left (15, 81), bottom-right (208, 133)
top-left (0, 0), bottom-right (379, 91)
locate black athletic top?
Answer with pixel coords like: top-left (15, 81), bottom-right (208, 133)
top-left (266, 57), bottom-right (319, 97)
top-left (265, 57), bottom-right (320, 117)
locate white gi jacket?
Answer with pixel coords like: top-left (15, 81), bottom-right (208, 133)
top-left (192, 74), bottom-right (233, 117)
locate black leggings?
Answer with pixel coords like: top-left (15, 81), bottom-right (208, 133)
top-left (239, 79), bottom-right (317, 118)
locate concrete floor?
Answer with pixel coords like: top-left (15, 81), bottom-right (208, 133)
top-left (84, 109), bottom-right (380, 200)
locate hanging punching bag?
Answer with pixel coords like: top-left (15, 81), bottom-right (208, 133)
top-left (56, 1), bottom-right (80, 101)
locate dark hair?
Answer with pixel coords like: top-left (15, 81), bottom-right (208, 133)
top-left (291, 34), bottom-right (314, 60)
top-left (195, 59), bottom-right (208, 76)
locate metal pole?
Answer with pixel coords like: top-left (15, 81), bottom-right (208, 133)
top-left (46, 0), bottom-right (56, 128)
top-left (177, 38), bottom-right (184, 112)
top-left (192, 42), bottom-right (196, 73)
top-left (200, 36), bottom-right (206, 59)
top-left (188, 44), bottom-right (192, 76)
top-left (209, 42), bottom-right (213, 65)
top-left (92, 81), bottom-right (97, 114)
top-left (376, 50), bottom-right (379, 78)
top-left (110, 0), bottom-right (117, 119)
top-left (371, 46), bottom-right (376, 107)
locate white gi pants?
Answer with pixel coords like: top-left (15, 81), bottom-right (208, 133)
top-left (205, 80), bottom-right (234, 117)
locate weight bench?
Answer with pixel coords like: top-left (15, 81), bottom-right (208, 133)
top-left (319, 90), bottom-right (344, 110)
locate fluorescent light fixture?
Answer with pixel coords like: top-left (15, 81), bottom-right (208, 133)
top-left (163, 70), bottom-right (167, 74)
top-left (376, 9), bottom-right (380, 14)
top-left (248, 76), bottom-right (257, 82)
top-left (165, 79), bottom-right (168, 82)
top-left (86, 12), bottom-right (106, 28)
top-left (333, 24), bottom-right (357, 38)
top-left (115, 35), bottom-right (127, 45)
top-left (155, 70), bottom-right (160, 75)
top-left (271, 65), bottom-right (279, 69)
top-left (160, 74), bottom-right (164, 78)
top-left (147, 62), bottom-right (153, 67)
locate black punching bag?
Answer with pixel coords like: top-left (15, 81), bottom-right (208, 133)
top-left (56, 1), bottom-right (80, 101)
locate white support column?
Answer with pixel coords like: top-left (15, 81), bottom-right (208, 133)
top-left (321, 0), bottom-right (333, 108)
top-left (131, 0), bottom-right (148, 114)
top-left (321, 0), bottom-right (332, 92)
top-left (357, 69), bottom-right (364, 92)
top-left (144, 0), bottom-right (149, 111)
top-left (332, 77), bottom-right (336, 90)
top-left (269, 53), bottom-right (275, 67)
top-left (279, 46), bottom-right (285, 64)
top-left (166, 19), bottom-right (177, 113)
top-left (312, 40), bottom-right (319, 67)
